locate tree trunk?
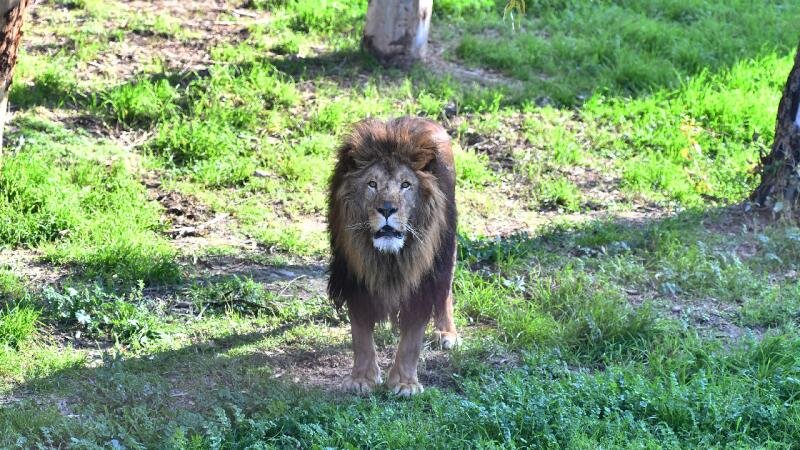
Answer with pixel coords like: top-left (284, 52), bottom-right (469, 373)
top-left (362, 0), bottom-right (432, 67)
top-left (0, 0), bottom-right (28, 159)
top-left (751, 42), bottom-right (800, 217)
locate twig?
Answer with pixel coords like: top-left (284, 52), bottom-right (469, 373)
top-left (211, 7), bottom-right (260, 19)
top-left (232, 9), bottom-right (259, 18)
top-left (278, 275), bottom-right (307, 297)
top-left (166, 213), bottom-right (230, 238)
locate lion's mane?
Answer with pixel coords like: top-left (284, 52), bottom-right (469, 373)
top-left (327, 117), bottom-right (457, 321)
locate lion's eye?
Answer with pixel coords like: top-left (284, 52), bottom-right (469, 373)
top-left (368, 181), bottom-right (377, 189)
top-left (401, 181), bottom-right (411, 189)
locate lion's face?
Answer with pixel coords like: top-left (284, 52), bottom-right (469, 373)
top-left (352, 163), bottom-right (420, 254)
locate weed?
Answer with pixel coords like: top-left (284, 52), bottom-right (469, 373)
top-left (102, 78), bottom-right (179, 127)
top-left (43, 282), bottom-right (162, 347)
top-left (0, 271), bottom-right (28, 304)
top-left (0, 305), bottom-right (39, 349)
top-left (189, 276), bottom-right (279, 316)
top-left (455, 148), bottom-right (495, 186)
top-left (538, 177), bottom-right (582, 212)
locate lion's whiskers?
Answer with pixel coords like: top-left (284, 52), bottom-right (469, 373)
top-left (405, 223), bottom-right (422, 242)
top-left (346, 222), bottom-right (371, 231)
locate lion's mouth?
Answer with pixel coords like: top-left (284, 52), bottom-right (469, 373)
top-left (374, 225), bottom-right (403, 239)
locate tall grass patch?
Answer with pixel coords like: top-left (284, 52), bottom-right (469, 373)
top-left (579, 52), bottom-right (790, 205)
top-left (101, 78), bottom-right (179, 127)
top-left (0, 117), bottom-right (179, 284)
top-left (0, 306), bottom-right (39, 349)
top-left (454, 263), bottom-right (657, 357)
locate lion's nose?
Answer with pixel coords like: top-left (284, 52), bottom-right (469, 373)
top-left (377, 202), bottom-right (397, 219)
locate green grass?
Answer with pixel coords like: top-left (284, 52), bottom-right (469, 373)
top-left (538, 177), bottom-right (582, 212)
top-left (2, 0), bottom-right (800, 447)
top-left (102, 78), bottom-right (179, 127)
top-left (453, 0), bottom-right (800, 105)
top-left (0, 116), bottom-right (179, 284)
top-left (0, 270), bottom-right (27, 303)
top-left (0, 306), bottom-right (39, 349)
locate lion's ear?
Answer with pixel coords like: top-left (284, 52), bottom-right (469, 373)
top-left (340, 119), bottom-right (385, 168)
top-left (336, 142), bottom-right (358, 171)
top-left (411, 147), bottom-right (437, 172)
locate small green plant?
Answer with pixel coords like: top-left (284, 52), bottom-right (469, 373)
top-left (0, 305), bottom-right (39, 349)
top-left (416, 91), bottom-right (447, 118)
top-left (0, 270), bottom-right (27, 303)
top-left (455, 149), bottom-right (495, 186)
top-left (272, 36), bottom-right (301, 55)
top-left (43, 282), bottom-right (162, 346)
top-left (102, 78), bottom-right (178, 127)
top-left (189, 276), bottom-right (279, 315)
top-left (308, 102), bottom-right (348, 133)
top-left (539, 178), bottom-right (582, 212)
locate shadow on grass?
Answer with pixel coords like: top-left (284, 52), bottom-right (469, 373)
top-left (1, 310), bottom-right (348, 444)
top-left (4, 205), bottom-right (790, 446)
top-left (1, 281), bottom-right (456, 447)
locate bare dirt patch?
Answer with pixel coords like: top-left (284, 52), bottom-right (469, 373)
top-left (0, 249), bottom-right (70, 288)
top-left (426, 28), bottom-right (524, 90)
top-left (264, 338), bottom-right (460, 393)
top-left (26, 0), bottom-right (273, 83)
top-left (140, 172), bottom-right (253, 254)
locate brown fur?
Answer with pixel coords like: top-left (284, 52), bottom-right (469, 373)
top-left (327, 116), bottom-right (456, 321)
top-left (327, 116), bottom-right (458, 395)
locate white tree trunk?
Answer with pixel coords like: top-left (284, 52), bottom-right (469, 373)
top-left (0, 0), bottom-right (27, 160)
top-left (362, 0), bottom-right (432, 66)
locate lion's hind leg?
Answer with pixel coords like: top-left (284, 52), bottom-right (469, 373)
top-left (434, 292), bottom-right (459, 350)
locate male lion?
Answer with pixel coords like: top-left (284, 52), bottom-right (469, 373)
top-left (327, 117), bottom-right (458, 397)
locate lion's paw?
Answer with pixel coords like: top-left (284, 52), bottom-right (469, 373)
top-left (389, 380), bottom-right (424, 397)
top-left (435, 331), bottom-right (460, 350)
top-left (342, 373), bottom-right (381, 395)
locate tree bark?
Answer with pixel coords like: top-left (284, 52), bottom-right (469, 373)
top-left (751, 42), bottom-right (800, 217)
top-left (0, 0), bottom-right (28, 164)
top-left (362, 0), bottom-right (432, 67)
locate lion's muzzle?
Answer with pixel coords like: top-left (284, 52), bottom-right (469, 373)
top-left (372, 213), bottom-right (405, 254)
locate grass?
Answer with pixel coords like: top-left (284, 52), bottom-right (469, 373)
top-left (452, 0), bottom-right (800, 105)
top-left (0, 116), bottom-right (179, 285)
top-left (1, 0), bottom-right (799, 447)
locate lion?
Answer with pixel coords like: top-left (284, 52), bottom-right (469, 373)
top-left (327, 116), bottom-right (459, 397)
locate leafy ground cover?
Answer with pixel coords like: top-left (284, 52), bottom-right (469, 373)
top-left (1, 0), bottom-right (799, 447)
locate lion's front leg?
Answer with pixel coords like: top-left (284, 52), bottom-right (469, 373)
top-left (343, 317), bottom-right (381, 394)
top-left (387, 316), bottom-right (427, 397)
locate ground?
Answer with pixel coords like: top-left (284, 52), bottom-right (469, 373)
top-left (1, 0), bottom-right (800, 448)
